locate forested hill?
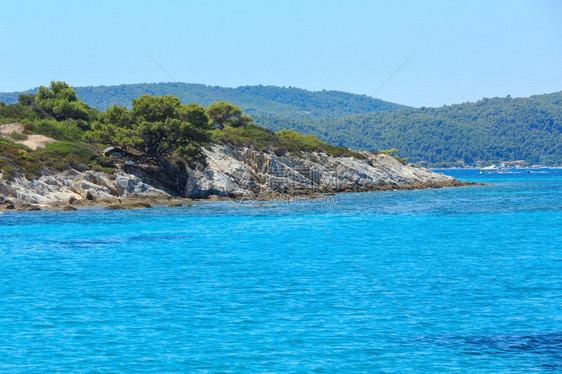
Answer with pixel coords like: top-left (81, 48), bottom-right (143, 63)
top-left (0, 83), bottom-right (406, 119)
top-left (1, 83), bottom-right (561, 165)
top-left (260, 92), bottom-right (562, 165)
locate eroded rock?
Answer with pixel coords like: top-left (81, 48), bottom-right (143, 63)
top-left (0, 143), bottom-right (468, 206)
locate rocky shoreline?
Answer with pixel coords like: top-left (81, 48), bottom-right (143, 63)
top-left (0, 143), bottom-right (478, 212)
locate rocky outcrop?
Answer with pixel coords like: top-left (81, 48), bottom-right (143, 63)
top-left (177, 144), bottom-right (464, 199)
top-left (0, 143), bottom-right (469, 208)
top-left (0, 169), bottom-right (170, 207)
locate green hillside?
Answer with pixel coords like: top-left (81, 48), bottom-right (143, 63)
top-left (2, 83), bottom-right (561, 165)
top-left (0, 83), bottom-right (405, 119)
top-left (258, 92), bottom-right (562, 165)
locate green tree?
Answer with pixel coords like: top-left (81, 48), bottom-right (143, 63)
top-left (178, 103), bottom-right (212, 129)
top-left (207, 101), bottom-right (253, 128)
top-left (86, 95), bottom-right (211, 162)
top-left (131, 95), bottom-right (181, 123)
top-left (34, 81), bottom-right (89, 121)
top-left (17, 93), bottom-right (35, 106)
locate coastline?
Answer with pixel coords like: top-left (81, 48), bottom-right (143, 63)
top-left (0, 179), bottom-right (479, 212)
top-left (1, 143), bottom-right (481, 212)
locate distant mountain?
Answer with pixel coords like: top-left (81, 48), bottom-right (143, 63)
top-left (0, 82), bottom-right (406, 119)
top-left (262, 92), bottom-right (562, 165)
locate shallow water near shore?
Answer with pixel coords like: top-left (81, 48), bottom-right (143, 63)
top-left (1, 169), bottom-right (561, 372)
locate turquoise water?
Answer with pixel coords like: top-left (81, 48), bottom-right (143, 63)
top-left (1, 169), bottom-right (561, 372)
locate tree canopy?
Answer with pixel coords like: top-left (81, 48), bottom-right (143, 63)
top-left (86, 95), bottom-right (211, 162)
top-left (34, 81), bottom-right (90, 121)
top-left (207, 101), bottom-right (254, 128)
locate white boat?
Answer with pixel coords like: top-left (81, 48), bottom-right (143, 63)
top-left (479, 163), bottom-right (509, 174)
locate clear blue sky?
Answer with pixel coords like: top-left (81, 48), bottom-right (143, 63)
top-left (1, 0), bottom-right (560, 107)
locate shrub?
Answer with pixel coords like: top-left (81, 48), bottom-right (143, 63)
top-left (10, 132), bottom-right (28, 141)
top-left (379, 148), bottom-right (408, 164)
top-left (33, 119), bottom-right (85, 141)
top-left (40, 141), bottom-right (96, 160)
top-left (23, 123), bottom-right (34, 133)
top-left (213, 123), bottom-right (282, 151)
top-left (277, 129), bottom-right (362, 158)
top-left (35, 142), bottom-right (98, 171)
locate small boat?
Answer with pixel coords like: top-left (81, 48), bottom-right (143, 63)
top-left (479, 163), bottom-right (509, 174)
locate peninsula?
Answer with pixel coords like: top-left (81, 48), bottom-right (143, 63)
top-left (0, 82), bottom-right (470, 211)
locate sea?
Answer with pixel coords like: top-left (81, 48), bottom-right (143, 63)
top-left (1, 169), bottom-right (561, 373)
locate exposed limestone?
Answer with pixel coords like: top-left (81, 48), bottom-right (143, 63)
top-left (0, 169), bottom-right (171, 208)
top-left (178, 144), bottom-right (466, 199)
top-left (0, 143), bottom-right (472, 210)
